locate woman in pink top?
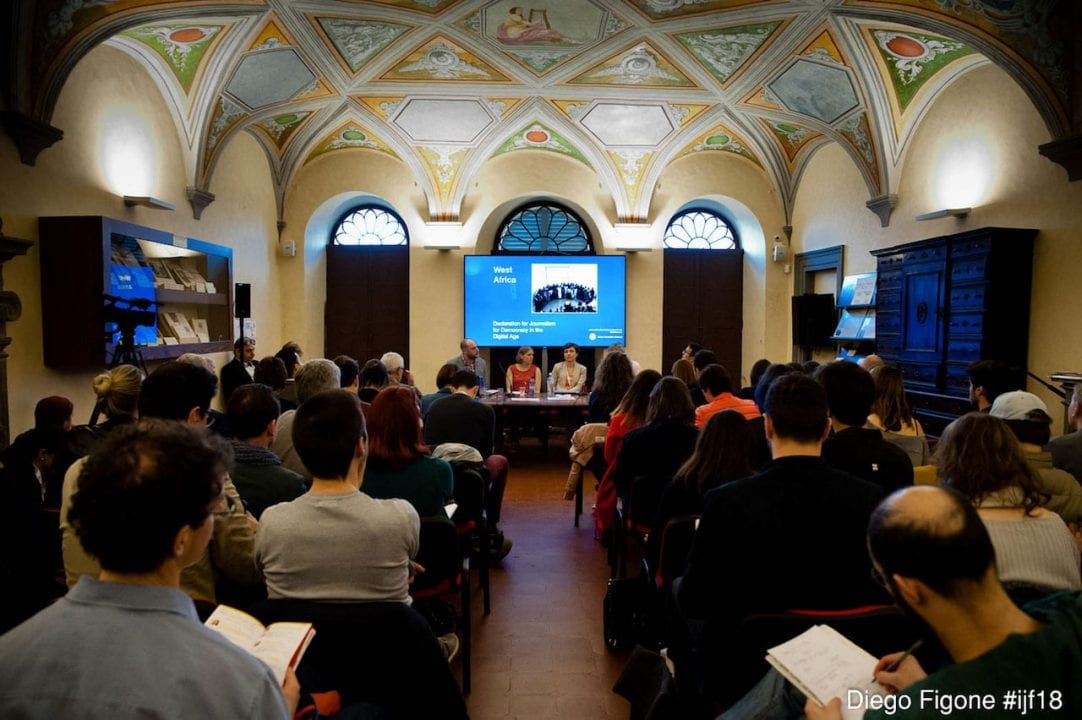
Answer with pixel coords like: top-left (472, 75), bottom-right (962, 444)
top-left (505, 345), bottom-right (541, 394)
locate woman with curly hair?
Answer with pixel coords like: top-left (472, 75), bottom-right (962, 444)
top-left (937, 412), bottom-right (1080, 601)
top-left (362, 386), bottom-right (453, 518)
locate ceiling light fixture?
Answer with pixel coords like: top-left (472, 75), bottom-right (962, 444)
top-left (915, 207), bottom-right (970, 221)
top-left (123, 195), bottom-right (176, 211)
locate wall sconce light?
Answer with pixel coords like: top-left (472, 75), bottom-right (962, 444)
top-left (612, 223), bottom-right (654, 253)
top-left (123, 195), bottom-right (176, 211)
top-left (915, 207), bottom-right (970, 221)
top-left (423, 222), bottom-right (464, 250)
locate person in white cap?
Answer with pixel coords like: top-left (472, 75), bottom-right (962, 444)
top-left (990, 390), bottom-right (1082, 524)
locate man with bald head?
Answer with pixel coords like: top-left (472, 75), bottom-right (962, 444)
top-left (448, 339), bottom-right (487, 389)
top-left (726, 485), bottom-right (1082, 719)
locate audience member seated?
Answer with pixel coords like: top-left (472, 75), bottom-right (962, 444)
top-left (737, 358), bottom-right (770, 400)
top-left (227, 384), bottom-right (306, 519)
top-left (991, 390), bottom-right (1082, 524)
top-left (0, 423), bottom-right (297, 719)
top-left (688, 349), bottom-right (716, 407)
top-left (693, 363), bottom-right (760, 428)
top-left (551, 342), bottom-right (587, 393)
top-left (363, 387), bottom-right (454, 519)
top-left (607, 342), bottom-right (641, 375)
top-left (2, 395), bottom-right (73, 509)
top-left (220, 336), bottom-right (256, 402)
top-left (66, 364), bottom-right (142, 462)
top-left (612, 377), bottom-right (699, 506)
top-left (177, 353), bottom-right (232, 436)
top-left (588, 350), bottom-right (634, 423)
top-left (381, 351), bottom-right (419, 393)
top-left (675, 373), bottom-right (887, 710)
top-left (857, 353), bottom-right (884, 374)
top-left (270, 359), bottom-right (341, 482)
top-left (422, 363), bottom-right (458, 416)
top-left (333, 354), bottom-right (361, 395)
top-left (448, 337), bottom-right (487, 388)
top-left (966, 358), bottom-right (1021, 412)
top-left (275, 342), bottom-right (303, 408)
top-left (0, 425), bottom-right (67, 631)
top-left (670, 358), bottom-right (695, 387)
top-left (62, 361), bottom-right (262, 604)
top-left (253, 355), bottom-right (291, 411)
top-left (423, 370), bottom-right (513, 560)
top-left (680, 341), bottom-right (702, 364)
top-left (1050, 383), bottom-right (1082, 485)
top-left (937, 413), bottom-right (1080, 600)
top-left (867, 365), bottom-right (931, 466)
top-left (745, 363), bottom-right (797, 469)
top-left (817, 360), bottom-right (913, 494)
top-left (594, 370), bottom-right (662, 534)
top-left (725, 486), bottom-right (1081, 720)
top-left (506, 345), bottom-right (542, 395)
top-left (648, 410), bottom-right (752, 571)
top-left (257, 390), bottom-right (419, 603)
top-left (358, 358), bottom-right (389, 404)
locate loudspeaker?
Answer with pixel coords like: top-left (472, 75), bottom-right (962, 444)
top-left (792, 293), bottom-right (835, 347)
top-left (235, 283), bottom-right (251, 319)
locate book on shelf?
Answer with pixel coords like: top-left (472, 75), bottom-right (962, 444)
top-left (166, 311), bottom-right (198, 343)
top-left (832, 309), bottom-right (868, 340)
top-left (204, 604), bottom-right (315, 686)
top-left (765, 624), bottom-right (887, 720)
top-left (191, 318), bottom-right (210, 343)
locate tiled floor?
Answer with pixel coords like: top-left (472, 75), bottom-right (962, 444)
top-left (463, 443), bottom-right (631, 720)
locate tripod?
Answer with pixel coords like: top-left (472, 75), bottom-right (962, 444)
top-left (88, 321), bottom-right (148, 426)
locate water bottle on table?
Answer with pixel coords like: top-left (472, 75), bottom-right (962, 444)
top-left (528, 376), bottom-right (536, 398)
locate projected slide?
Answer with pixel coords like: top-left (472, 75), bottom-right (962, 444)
top-left (465, 255), bottom-right (625, 347)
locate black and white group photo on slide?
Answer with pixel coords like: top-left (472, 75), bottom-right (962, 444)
top-left (531, 263), bottom-right (598, 314)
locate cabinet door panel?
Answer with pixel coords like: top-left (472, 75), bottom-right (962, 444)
top-left (901, 263), bottom-right (945, 360)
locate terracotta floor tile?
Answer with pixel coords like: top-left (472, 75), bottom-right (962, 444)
top-left (466, 451), bottom-right (633, 720)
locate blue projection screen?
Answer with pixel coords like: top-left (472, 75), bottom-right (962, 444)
top-left (464, 255), bottom-right (626, 347)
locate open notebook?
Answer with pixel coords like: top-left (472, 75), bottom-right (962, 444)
top-left (766, 624), bottom-right (888, 720)
top-left (205, 605), bottom-right (315, 686)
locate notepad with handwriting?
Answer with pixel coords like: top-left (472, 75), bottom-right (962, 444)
top-left (765, 624), bottom-right (886, 720)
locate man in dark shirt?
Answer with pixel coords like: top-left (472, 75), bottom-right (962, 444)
top-left (227, 384), bottom-right (306, 519)
top-left (220, 337), bottom-right (256, 402)
top-left (816, 360), bottom-right (913, 494)
top-left (675, 373), bottom-right (887, 710)
top-left (689, 349), bottom-right (716, 407)
top-left (423, 369), bottom-right (511, 560)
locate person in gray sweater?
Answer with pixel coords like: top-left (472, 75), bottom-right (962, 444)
top-left (256, 390), bottom-right (419, 603)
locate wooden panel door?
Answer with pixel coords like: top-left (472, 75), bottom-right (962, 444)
top-left (325, 245), bottom-right (409, 366)
top-left (663, 249), bottom-right (743, 380)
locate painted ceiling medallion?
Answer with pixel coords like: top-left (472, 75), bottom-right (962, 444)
top-left (121, 23), bottom-right (225, 93)
top-left (581, 103), bottom-right (675, 147)
top-left (760, 118), bottom-right (821, 163)
top-left (628, 0), bottom-right (762, 21)
top-left (361, 0), bottom-right (458, 13)
top-left (255, 111), bottom-right (312, 151)
top-left (682, 125), bottom-right (761, 167)
top-left (392, 98), bottom-right (496, 144)
top-left (571, 42), bottom-right (696, 88)
top-left (492, 122), bottom-right (590, 166)
top-left (380, 36), bottom-right (511, 82)
top-left (767, 59), bottom-right (860, 125)
top-left (307, 122), bottom-right (396, 163)
top-left (871, 30), bottom-right (973, 111)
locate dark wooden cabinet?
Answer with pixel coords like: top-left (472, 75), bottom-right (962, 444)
top-left (872, 227), bottom-right (1036, 435)
top-left (39, 216), bottom-right (234, 369)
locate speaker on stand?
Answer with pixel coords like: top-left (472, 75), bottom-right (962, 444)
top-left (235, 282), bottom-right (251, 347)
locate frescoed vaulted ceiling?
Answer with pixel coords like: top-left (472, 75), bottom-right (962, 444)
top-left (3, 0), bottom-right (1076, 226)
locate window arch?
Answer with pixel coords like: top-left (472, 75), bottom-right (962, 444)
top-left (331, 205), bottom-right (409, 246)
top-left (663, 208), bottom-right (739, 250)
top-left (494, 201), bottom-right (593, 254)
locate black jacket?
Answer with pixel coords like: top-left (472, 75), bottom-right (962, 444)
top-left (423, 393), bottom-right (495, 458)
top-left (821, 426), bottom-right (914, 495)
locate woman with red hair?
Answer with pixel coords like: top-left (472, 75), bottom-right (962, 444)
top-left (363, 386), bottom-right (453, 517)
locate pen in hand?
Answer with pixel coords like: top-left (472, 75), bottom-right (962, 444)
top-left (876, 639), bottom-right (924, 680)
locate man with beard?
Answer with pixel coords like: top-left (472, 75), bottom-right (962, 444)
top-left (722, 485), bottom-right (1081, 720)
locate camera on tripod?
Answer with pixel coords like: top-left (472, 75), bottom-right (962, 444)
top-left (102, 293), bottom-right (157, 345)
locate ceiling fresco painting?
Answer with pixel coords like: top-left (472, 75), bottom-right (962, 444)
top-left (672, 19), bottom-right (788, 88)
top-left (4, 0), bottom-right (1076, 226)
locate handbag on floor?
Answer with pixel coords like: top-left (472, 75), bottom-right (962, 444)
top-left (603, 573), bottom-right (653, 651)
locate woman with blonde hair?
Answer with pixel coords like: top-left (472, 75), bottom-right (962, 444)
top-left (937, 412), bottom-right (1080, 601)
top-left (68, 364), bottom-right (143, 460)
top-left (505, 345), bottom-right (541, 395)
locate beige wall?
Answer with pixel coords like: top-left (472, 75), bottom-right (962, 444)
top-left (2, 45), bottom-right (281, 434)
top-left (5, 47), bottom-right (1082, 439)
top-left (792, 63), bottom-right (1082, 426)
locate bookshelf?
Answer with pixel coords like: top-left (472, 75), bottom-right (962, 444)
top-left (831, 272), bottom-right (877, 362)
top-left (38, 216), bottom-right (233, 369)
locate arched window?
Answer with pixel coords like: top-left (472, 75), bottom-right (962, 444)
top-left (662, 208), bottom-right (739, 250)
top-left (331, 206), bottom-right (408, 246)
top-left (495, 201), bottom-right (593, 254)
